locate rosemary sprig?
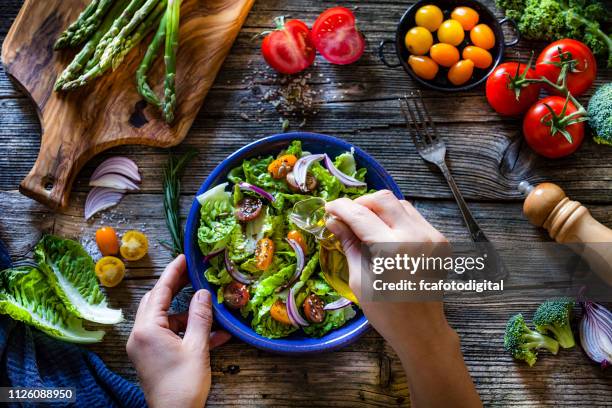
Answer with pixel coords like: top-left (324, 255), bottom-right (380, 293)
top-left (162, 149), bottom-right (197, 257)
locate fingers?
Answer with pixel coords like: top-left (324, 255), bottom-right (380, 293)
top-left (355, 190), bottom-right (409, 229)
top-left (326, 218), bottom-right (361, 262)
top-left (183, 289), bottom-right (213, 352)
top-left (141, 255), bottom-right (190, 322)
top-left (209, 330), bottom-right (232, 349)
top-left (325, 198), bottom-right (390, 242)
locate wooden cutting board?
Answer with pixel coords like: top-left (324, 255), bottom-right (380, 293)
top-left (1, 0), bottom-right (255, 209)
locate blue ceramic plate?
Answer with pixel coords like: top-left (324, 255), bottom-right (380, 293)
top-left (184, 132), bottom-right (403, 354)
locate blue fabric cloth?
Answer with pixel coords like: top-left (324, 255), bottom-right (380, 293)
top-left (0, 240), bottom-right (147, 407)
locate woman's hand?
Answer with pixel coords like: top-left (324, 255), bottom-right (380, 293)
top-left (127, 255), bottom-right (231, 408)
top-left (326, 190), bottom-right (482, 408)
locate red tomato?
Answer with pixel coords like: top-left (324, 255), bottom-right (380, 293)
top-left (486, 62), bottom-right (541, 116)
top-left (261, 18), bottom-right (315, 74)
top-left (523, 96), bottom-right (585, 158)
top-left (536, 39), bottom-right (596, 96)
top-left (310, 7), bottom-right (365, 65)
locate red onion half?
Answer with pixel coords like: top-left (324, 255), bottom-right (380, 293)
top-left (324, 297), bottom-right (352, 311)
top-left (287, 284), bottom-right (309, 327)
top-left (323, 154), bottom-right (367, 188)
top-left (84, 187), bottom-right (124, 220)
top-left (238, 182), bottom-right (275, 202)
top-left (91, 156), bottom-right (141, 183)
top-left (293, 154), bottom-right (325, 192)
top-left (224, 249), bottom-right (253, 285)
top-left (579, 301), bottom-right (612, 368)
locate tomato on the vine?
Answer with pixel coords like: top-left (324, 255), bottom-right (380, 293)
top-left (310, 7), bottom-right (365, 65)
top-left (261, 18), bottom-right (315, 74)
top-left (486, 61), bottom-right (541, 116)
top-left (523, 96), bottom-right (586, 159)
top-left (535, 39), bottom-right (596, 97)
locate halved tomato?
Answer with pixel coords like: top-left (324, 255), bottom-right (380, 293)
top-left (310, 7), bottom-right (365, 65)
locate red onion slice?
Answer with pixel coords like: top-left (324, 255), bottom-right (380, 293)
top-left (203, 248), bottom-right (225, 263)
top-left (323, 154), bottom-right (367, 188)
top-left (579, 301), bottom-right (612, 367)
top-left (287, 285), bottom-right (309, 327)
top-left (90, 173), bottom-right (140, 191)
top-left (84, 187), bottom-right (124, 220)
top-left (238, 182), bottom-right (275, 202)
top-left (293, 154), bottom-right (325, 192)
top-left (224, 249), bottom-right (253, 285)
top-left (324, 297), bottom-right (352, 311)
top-left (91, 156), bottom-right (141, 183)
top-left (275, 239), bottom-right (305, 293)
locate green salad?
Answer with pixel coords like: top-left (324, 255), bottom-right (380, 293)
top-left (197, 140), bottom-right (370, 338)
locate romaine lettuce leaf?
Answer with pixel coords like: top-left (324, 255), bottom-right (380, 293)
top-left (34, 235), bottom-right (122, 325)
top-left (0, 266), bottom-right (105, 343)
top-left (197, 183), bottom-right (236, 254)
top-left (334, 151), bottom-right (357, 176)
top-left (310, 162), bottom-right (343, 200)
top-left (302, 307), bottom-right (356, 338)
top-left (242, 156), bottom-right (289, 192)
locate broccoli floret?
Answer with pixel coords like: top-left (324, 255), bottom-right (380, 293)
top-left (588, 83), bottom-right (612, 146)
top-left (495, 0), bottom-right (612, 66)
top-left (504, 313), bottom-right (559, 366)
top-left (533, 298), bottom-right (576, 349)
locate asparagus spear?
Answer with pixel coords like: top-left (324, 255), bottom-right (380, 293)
top-left (62, 0), bottom-right (156, 90)
top-left (162, 0), bottom-right (182, 123)
top-left (54, 0), bottom-right (128, 91)
top-left (112, 0), bottom-right (167, 70)
top-left (68, 0), bottom-right (116, 48)
top-left (54, 0), bottom-right (101, 49)
top-left (100, 0), bottom-right (162, 70)
top-left (136, 14), bottom-right (167, 107)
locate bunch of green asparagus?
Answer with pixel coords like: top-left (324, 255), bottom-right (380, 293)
top-left (54, 0), bottom-right (182, 123)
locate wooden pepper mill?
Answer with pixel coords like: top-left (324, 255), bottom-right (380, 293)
top-left (519, 181), bottom-right (612, 286)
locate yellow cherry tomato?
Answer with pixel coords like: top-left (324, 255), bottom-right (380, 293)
top-left (287, 230), bottom-right (308, 254)
top-left (404, 27), bottom-right (433, 56)
top-left (437, 19), bottom-right (465, 46)
top-left (95, 226), bottom-right (119, 256)
top-left (95, 256), bottom-right (125, 287)
top-left (429, 43), bottom-right (460, 67)
top-left (415, 4), bottom-right (444, 32)
top-left (451, 7), bottom-right (479, 30)
top-left (470, 24), bottom-right (495, 50)
top-left (462, 45), bottom-right (493, 68)
top-left (408, 55), bottom-right (439, 80)
top-left (270, 300), bottom-right (292, 325)
top-left (255, 237), bottom-right (275, 270)
top-left (120, 230), bottom-right (149, 261)
top-left (448, 59), bottom-right (475, 86)
top-left (268, 154), bottom-right (297, 179)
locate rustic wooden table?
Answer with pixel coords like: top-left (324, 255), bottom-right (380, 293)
top-left (1, 0), bottom-right (611, 406)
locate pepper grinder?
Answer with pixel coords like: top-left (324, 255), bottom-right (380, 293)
top-left (519, 181), bottom-right (612, 286)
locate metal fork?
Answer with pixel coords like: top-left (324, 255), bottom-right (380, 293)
top-left (400, 92), bottom-right (489, 243)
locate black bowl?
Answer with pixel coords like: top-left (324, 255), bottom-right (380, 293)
top-left (378, 0), bottom-right (519, 91)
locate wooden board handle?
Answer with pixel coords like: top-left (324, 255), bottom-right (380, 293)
top-left (19, 129), bottom-right (81, 209)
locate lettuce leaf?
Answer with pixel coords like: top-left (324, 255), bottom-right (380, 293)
top-left (302, 307), bottom-right (356, 338)
top-left (0, 267), bottom-right (105, 343)
top-left (310, 162), bottom-right (343, 201)
top-left (34, 235), bottom-right (122, 325)
top-left (197, 183), bottom-right (236, 255)
top-left (242, 156), bottom-right (289, 192)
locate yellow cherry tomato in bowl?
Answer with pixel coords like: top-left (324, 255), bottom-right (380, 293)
top-left (120, 230), bottom-right (149, 261)
top-left (95, 226), bottom-right (119, 256)
top-left (437, 19), bottom-right (464, 46)
top-left (404, 27), bottom-right (433, 55)
top-left (470, 24), bottom-right (495, 50)
top-left (408, 55), bottom-right (439, 80)
top-left (451, 7), bottom-right (479, 30)
top-left (429, 43), bottom-right (460, 67)
top-left (95, 256), bottom-right (125, 287)
top-left (287, 230), bottom-right (308, 254)
top-left (415, 4), bottom-right (444, 32)
top-left (255, 237), bottom-right (275, 270)
top-left (448, 59), bottom-right (475, 85)
top-left (462, 45), bottom-right (493, 68)
top-left (267, 154), bottom-right (297, 179)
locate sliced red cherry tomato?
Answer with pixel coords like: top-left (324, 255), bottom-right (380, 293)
top-left (523, 96), bottom-right (585, 159)
top-left (303, 294), bottom-right (326, 323)
top-left (261, 17), bottom-right (315, 74)
top-left (486, 61), bottom-right (541, 116)
top-left (310, 7), bottom-right (365, 65)
top-left (235, 197), bottom-right (263, 222)
top-left (223, 281), bottom-right (250, 309)
top-left (535, 39), bottom-right (596, 97)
